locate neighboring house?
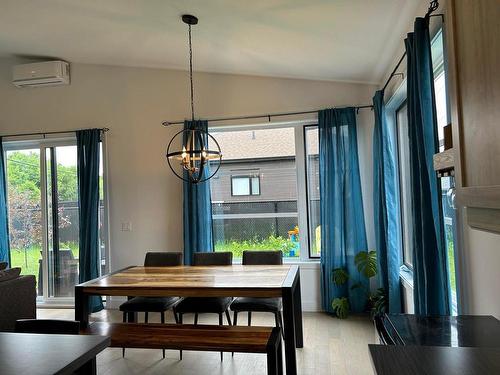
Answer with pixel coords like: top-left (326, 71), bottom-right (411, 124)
top-left (210, 127), bottom-right (319, 246)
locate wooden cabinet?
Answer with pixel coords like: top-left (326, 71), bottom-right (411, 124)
top-left (446, 0), bottom-right (500, 231)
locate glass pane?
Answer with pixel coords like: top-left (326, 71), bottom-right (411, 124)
top-left (432, 28), bottom-right (457, 313)
top-left (210, 127), bottom-right (300, 259)
top-left (232, 177), bottom-right (250, 196)
top-left (251, 177), bottom-right (260, 195)
top-left (397, 103), bottom-right (414, 268)
top-left (99, 144), bottom-right (106, 276)
top-left (305, 126), bottom-right (321, 258)
top-left (6, 149), bottom-right (43, 296)
top-left (47, 145), bottom-right (80, 298)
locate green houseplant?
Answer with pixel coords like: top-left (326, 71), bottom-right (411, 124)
top-left (331, 250), bottom-right (387, 319)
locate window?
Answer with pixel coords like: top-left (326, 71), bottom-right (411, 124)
top-left (209, 125), bottom-right (319, 260)
top-left (4, 135), bottom-right (109, 304)
top-left (304, 126), bottom-right (321, 258)
top-left (395, 102), bottom-right (414, 268)
top-left (231, 174), bottom-right (260, 196)
top-left (392, 27), bottom-right (458, 313)
top-left (432, 29), bottom-right (458, 311)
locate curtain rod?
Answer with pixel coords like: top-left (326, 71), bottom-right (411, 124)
top-left (381, 0), bottom-right (441, 92)
top-left (161, 105), bottom-right (374, 126)
top-left (0, 127), bottom-right (109, 139)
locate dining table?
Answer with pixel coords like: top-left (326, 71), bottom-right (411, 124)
top-left (75, 264), bottom-right (303, 375)
top-left (0, 331), bottom-right (110, 375)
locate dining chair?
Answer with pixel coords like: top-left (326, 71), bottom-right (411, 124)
top-left (119, 251), bottom-right (183, 358)
top-left (173, 251), bottom-right (233, 361)
top-left (230, 250), bottom-right (284, 355)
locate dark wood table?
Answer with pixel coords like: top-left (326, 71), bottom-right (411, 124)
top-left (369, 344), bottom-right (500, 375)
top-left (75, 264), bottom-right (303, 375)
top-left (383, 314), bottom-right (500, 347)
top-left (0, 332), bottom-right (110, 375)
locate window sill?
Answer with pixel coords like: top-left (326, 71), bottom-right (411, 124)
top-left (232, 258), bottom-right (320, 269)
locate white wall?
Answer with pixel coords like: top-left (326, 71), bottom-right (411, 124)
top-left (462, 227), bottom-right (500, 319)
top-left (0, 57), bottom-right (376, 311)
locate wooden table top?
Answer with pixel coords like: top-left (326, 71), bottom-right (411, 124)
top-left (0, 332), bottom-right (110, 375)
top-left (78, 265), bottom-right (298, 297)
top-left (369, 345), bottom-right (500, 375)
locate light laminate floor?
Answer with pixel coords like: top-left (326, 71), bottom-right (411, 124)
top-left (38, 308), bottom-right (376, 375)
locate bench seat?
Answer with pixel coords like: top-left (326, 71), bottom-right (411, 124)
top-left (82, 322), bottom-right (282, 374)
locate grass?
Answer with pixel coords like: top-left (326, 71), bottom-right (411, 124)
top-left (215, 235), bottom-right (299, 258)
top-left (10, 242), bottom-right (79, 285)
top-left (447, 241), bottom-right (456, 294)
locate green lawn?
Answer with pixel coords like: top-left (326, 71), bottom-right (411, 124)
top-left (215, 235), bottom-right (299, 258)
top-left (10, 242), bottom-right (79, 285)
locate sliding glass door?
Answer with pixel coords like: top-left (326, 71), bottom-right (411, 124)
top-left (5, 146), bottom-right (43, 296)
top-left (44, 144), bottom-right (80, 298)
top-left (4, 137), bottom-right (107, 304)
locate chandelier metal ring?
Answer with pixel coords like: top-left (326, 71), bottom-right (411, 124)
top-left (166, 128), bottom-right (222, 184)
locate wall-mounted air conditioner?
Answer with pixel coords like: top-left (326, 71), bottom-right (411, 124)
top-left (12, 60), bottom-right (70, 88)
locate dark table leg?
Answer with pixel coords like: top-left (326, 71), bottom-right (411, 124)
top-left (282, 287), bottom-right (297, 373)
top-left (75, 286), bottom-right (89, 329)
top-left (293, 272), bottom-right (303, 348)
top-left (76, 357), bottom-right (96, 375)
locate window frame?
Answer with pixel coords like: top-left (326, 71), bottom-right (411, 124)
top-left (209, 120), bottom-right (319, 262)
top-left (230, 174), bottom-right (261, 197)
top-left (2, 132), bottom-right (111, 307)
top-left (394, 100), bottom-right (414, 269)
top-left (303, 124), bottom-right (320, 259)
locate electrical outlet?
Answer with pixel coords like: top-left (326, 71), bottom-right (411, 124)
top-left (121, 222), bottom-right (132, 232)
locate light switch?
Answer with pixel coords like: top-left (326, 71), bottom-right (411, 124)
top-left (121, 222), bottom-right (132, 232)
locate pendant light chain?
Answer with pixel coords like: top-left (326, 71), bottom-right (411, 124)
top-left (165, 15), bottom-right (222, 184)
top-left (188, 24), bottom-right (195, 121)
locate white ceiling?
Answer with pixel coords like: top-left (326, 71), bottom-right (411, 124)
top-left (0, 0), bottom-right (422, 83)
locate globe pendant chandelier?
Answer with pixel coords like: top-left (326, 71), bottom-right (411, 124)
top-left (165, 14), bottom-right (222, 184)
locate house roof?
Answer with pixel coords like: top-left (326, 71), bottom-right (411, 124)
top-left (211, 127), bottom-right (319, 160)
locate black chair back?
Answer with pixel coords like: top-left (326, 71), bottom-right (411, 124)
top-left (242, 250), bottom-right (283, 265)
top-left (193, 252), bottom-right (232, 266)
top-left (15, 319), bottom-right (80, 335)
top-left (144, 252), bottom-right (183, 267)
top-left (374, 315), bottom-right (395, 345)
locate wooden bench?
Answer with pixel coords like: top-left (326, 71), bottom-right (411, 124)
top-left (82, 322), bottom-right (283, 374)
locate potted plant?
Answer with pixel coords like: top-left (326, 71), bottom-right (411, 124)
top-left (331, 250), bottom-right (387, 319)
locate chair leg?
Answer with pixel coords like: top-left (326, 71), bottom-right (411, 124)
top-left (122, 312), bottom-right (126, 357)
top-left (225, 309), bottom-right (232, 325)
top-left (179, 313), bottom-right (183, 360)
top-left (144, 312), bottom-right (148, 323)
top-left (194, 313), bottom-right (198, 325)
top-left (160, 312), bottom-right (166, 359)
top-left (248, 311), bottom-right (252, 326)
top-left (173, 310), bottom-right (179, 324)
top-left (276, 311), bottom-right (285, 339)
top-left (219, 313), bottom-right (224, 361)
top-left (232, 311), bottom-right (238, 357)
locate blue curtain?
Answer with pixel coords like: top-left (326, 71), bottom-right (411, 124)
top-left (319, 108), bottom-right (368, 313)
top-left (406, 17), bottom-right (450, 315)
top-left (183, 120), bottom-right (214, 265)
top-left (77, 129), bottom-right (103, 313)
top-left (372, 91), bottom-right (402, 313)
top-left (0, 138), bottom-right (10, 265)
